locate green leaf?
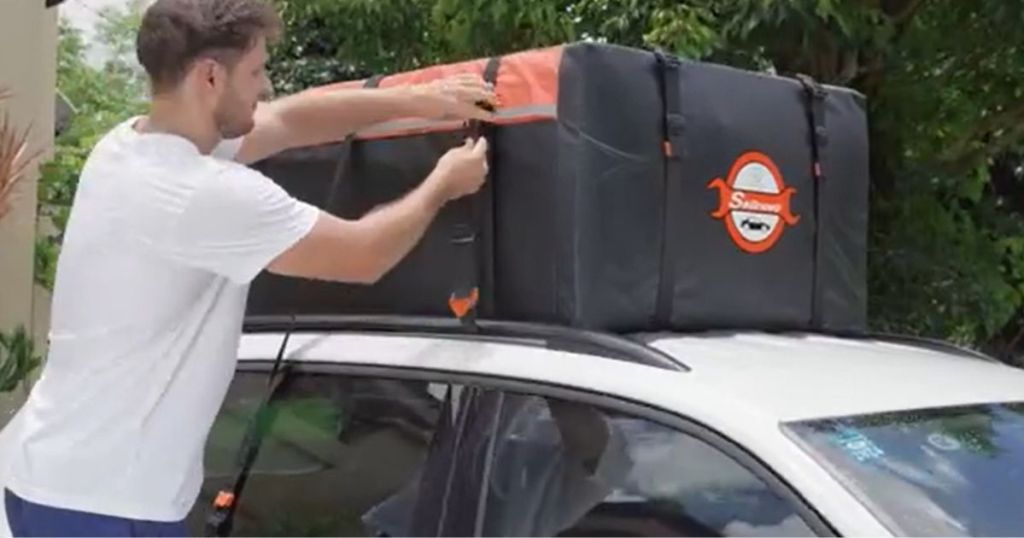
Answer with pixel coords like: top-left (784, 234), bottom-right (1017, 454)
top-left (0, 325), bottom-right (41, 392)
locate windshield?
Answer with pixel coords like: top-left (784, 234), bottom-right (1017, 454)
top-left (782, 401), bottom-right (1024, 536)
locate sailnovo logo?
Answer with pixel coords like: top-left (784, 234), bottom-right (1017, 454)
top-left (707, 152), bottom-right (800, 254)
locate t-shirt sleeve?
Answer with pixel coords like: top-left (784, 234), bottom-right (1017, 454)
top-left (164, 164), bottom-right (321, 284)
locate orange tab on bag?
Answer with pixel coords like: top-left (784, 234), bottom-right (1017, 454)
top-left (449, 288), bottom-right (480, 319)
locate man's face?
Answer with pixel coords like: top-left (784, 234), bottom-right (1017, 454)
top-left (212, 36), bottom-right (272, 140)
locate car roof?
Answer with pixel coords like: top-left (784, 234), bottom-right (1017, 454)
top-left (239, 316), bottom-right (1024, 424)
top-left (646, 330), bottom-right (1024, 421)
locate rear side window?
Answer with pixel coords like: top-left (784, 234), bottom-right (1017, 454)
top-left (190, 371), bottom-right (453, 536)
top-left (473, 392), bottom-right (818, 537)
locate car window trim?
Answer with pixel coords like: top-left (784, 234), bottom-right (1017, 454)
top-left (235, 359), bottom-right (839, 536)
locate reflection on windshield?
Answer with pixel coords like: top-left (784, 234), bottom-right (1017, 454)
top-left (783, 402), bottom-right (1024, 536)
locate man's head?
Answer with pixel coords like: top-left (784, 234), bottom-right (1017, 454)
top-left (137, 0), bottom-right (280, 139)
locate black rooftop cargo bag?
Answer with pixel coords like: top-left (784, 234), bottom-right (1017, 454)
top-left (245, 41), bottom-right (869, 334)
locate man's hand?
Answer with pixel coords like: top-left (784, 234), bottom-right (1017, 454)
top-left (429, 137), bottom-right (490, 201)
top-left (411, 74), bottom-right (498, 122)
top-left (266, 136), bottom-right (489, 284)
top-left (236, 74), bottom-right (497, 164)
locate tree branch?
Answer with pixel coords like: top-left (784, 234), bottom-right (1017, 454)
top-left (882, 0), bottom-right (929, 23)
top-left (940, 101), bottom-right (1024, 170)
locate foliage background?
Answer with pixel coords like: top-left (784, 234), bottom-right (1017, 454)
top-left (39, 0), bottom-right (1024, 364)
top-left (36, 3), bottom-right (147, 291)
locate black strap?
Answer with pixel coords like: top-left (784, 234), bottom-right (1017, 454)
top-left (204, 330), bottom-right (293, 537)
top-left (796, 74), bottom-right (828, 180)
top-left (449, 57), bottom-right (500, 331)
top-left (654, 51), bottom-right (683, 327)
top-left (478, 60), bottom-right (499, 322)
top-left (319, 74), bottom-right (384, 217)
top-left (796, 74), bottom-right (827, 328)
top-left (205, 74), bottom-right (384, 538)
top-left (481, 57), bottom-right (501, 100)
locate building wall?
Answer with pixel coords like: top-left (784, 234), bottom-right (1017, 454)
top-left (0, 3), bottom-right (58, 337)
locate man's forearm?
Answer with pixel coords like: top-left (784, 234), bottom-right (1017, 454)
top-left (270, 85), bottom-right (428, 149)
top-left (265, 176), bottom-right (449, 284)
top-left (239, 74), bottom-right (492, 164)
top-left (266, 137), bottom-right (485, 284)
top-left (341, 173), bottom-right (449, 282)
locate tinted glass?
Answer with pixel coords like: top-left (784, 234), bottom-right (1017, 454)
top-left (477, 394), bottom-right (817, 537)
top-left (189, 371), bottom-right (450, 536)
top-left (784, 402), bottom-right (1024, 536)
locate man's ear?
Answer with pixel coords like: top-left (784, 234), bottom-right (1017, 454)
top-left (194, 58), bottom-right (227, 91)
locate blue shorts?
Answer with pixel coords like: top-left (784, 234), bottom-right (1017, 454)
top-left (4, 489), bottom-right (188, 537)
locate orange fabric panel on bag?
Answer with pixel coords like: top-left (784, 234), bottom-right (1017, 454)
top-left (496, 46), bottom-right (560, 110)
top-left (301, 45), bottom-right (563, 139)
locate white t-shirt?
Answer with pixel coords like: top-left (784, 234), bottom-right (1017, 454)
top-left (6, 117), bottom-right (320, 521)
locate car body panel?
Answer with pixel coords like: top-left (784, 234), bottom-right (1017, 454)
top-left (648, 332), bottom-right (1024, 420)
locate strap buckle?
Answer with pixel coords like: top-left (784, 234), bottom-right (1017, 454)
top-left (204, 491), bottom-right (236, 536)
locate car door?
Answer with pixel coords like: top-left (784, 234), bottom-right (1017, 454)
top-left (188, 358), bottom-right (834, 537)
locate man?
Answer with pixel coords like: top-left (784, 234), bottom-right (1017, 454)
top-left (2, 0), bottom-right (495, 535)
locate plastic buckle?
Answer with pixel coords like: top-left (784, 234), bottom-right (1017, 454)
top-left (666, 113), bottom-right (685, 137)
top-left (214, 491), bottom-right (235, 509)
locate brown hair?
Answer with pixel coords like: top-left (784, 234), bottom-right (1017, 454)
top-left (136, 0), bottom-right (281, 94)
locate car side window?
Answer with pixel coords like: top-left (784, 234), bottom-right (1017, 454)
top-left (188, 370), bottom-right (456, 537)
top-left (475, 392), bottom-right (818, 537)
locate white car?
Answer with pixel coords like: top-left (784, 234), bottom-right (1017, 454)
top-left (2, 315), bottom-right (1024, 537)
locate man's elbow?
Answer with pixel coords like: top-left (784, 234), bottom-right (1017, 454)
top-left (269, 254), bottom-right (386, 285)
top-left (267, 213), bottom-right (395, 285)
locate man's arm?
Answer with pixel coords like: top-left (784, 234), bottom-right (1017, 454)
top-left (267, 137), bottom-right (488, 283)
top-left (236, 74), bottom-right (496, 165)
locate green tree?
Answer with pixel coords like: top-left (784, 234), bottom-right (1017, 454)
top-left (0, 326), bottom-right (43, 393)
top-left (36, 8), bottom-right (148, 290)
top-left (267, 0), bottom-right (580, 95)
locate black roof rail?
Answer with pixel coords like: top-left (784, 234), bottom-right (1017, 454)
top-left (762, 327), bottom-right (1000, 363)
top-left (635, 326), bottom-right (1000, 364)
top-left (855, 332), bottom-right (999, 363)
top-left (242, 314), bottom-right (688, 372)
